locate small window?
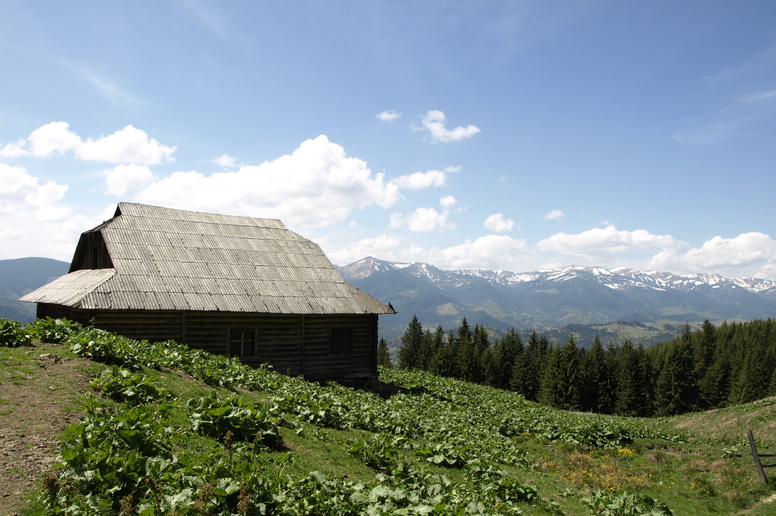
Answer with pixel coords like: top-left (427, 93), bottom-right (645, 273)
top-left (229, 329), bottom-right (256, 357)
top-left (330, 327), bottom-right (353, 355)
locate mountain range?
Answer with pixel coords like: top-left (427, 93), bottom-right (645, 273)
top-left (337, 257), bottom-right (776, 342)
top-left (3, 256), bottom-right (776, 346)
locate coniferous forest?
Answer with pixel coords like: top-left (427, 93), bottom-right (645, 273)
top-left (387, 316), bottom-right (776, 417)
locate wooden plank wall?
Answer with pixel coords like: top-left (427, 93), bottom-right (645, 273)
top-left (183, 312), bottom-right (302, 373)
top-left (94, 310), bottom-right (183, 343)
top-left (37, 303), bottom-right (93, 325)
top-left (302, 314), bottom-right (378, 380)
top-left (36, 304), bottom-right (378, 380)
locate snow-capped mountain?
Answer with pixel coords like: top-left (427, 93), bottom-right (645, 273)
top-left (338, 257), bottom-right (776, 338)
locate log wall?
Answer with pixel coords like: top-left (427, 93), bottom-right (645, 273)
top-left (37, 304), bottom-right (378, 380)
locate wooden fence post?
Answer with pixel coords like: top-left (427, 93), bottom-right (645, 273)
top-left (748, 429), bottom-right (776, 484)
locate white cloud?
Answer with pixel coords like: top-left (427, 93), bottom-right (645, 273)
top-left (103, 164), bottom-right (157, 196)
top-left (0, 207), bottom-right (94, 261)
top-left (329, 234), bottom-right (402, 263)
top-left (212, 154), bottom-right (237, 167)
top-left (1, 121), bottom-right (80, 158)
top-left (0, 164), bottom-right (82, 259)
top-left (419, 110), bottom-right (480, 143)
top-left (648, 232), bottom-right (776, 279)
top-left (376, 110), bottom-right (401, 122)
top-left (0, 122), bottom-right (176, 165)
top-left (77, 125), bottom-right (176, 164)
top-left (0, 163), bottom-right (69, 214)
top-left (393, 169), bottom-right (447, 190)
top-left (34, 204), bottom-right (73, 222)
top-left (544, 209), bottom-right (564, 221)
top-left (537, 224), bottom-right (684, 261)
top-left (390, 196), bottom-right (458, 233)
top-left (134, 135), bottom-right (402, 229)
top-left (440, 195), bottom-right (457, 209)
top-left (484, 213), bottom-right (515, 233)
top-left (390, 207), bottom-right (453, 233)
top-left (327, 233), bottom-right (530, 271)
top-left (437, 235), bottom-right (530, 270)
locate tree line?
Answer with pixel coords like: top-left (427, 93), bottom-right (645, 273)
top-left (381, 316), bottom-right (776, 417)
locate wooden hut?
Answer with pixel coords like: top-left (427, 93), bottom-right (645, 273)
top-left (21, 202), bottom-right (396, 380)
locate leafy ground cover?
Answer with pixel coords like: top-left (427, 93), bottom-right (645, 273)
top-left (1, 318), bottom-right (775, 515)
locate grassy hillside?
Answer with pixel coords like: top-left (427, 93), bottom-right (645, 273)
top-left (2, 318), bottom-right (776, 515)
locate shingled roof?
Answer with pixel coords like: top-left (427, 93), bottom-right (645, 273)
top-left (21, 202), bottom-right (395, 315)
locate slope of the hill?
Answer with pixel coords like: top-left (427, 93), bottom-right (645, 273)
top-left (2, 319), bottom-right (776, 515)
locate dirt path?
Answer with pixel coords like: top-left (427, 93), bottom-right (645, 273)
top-left (0, 343), bottom-right (95, 515)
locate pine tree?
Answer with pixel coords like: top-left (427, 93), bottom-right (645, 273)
top-left (653, 340), bottom-right (695, 416)
top-left (510, 351), bottom-right (535, 399)
top-left (431, 341), bottom-right (457, 378)
top-left (417, 330), bottom-right (434, 371)
top-left (557, 335), bottom-right (582, 411)
top-left (494, 329), bottom-right (522, 390)
top-left (481, 346), bottom-right (497, 386)
top-left (456, 318), bottom-right (480, 382)
top-left (582, 335), bottom-right (610, 413)
top-left (614, 340), bottom-right (651, 417)
top-left (377, 338), bottom-right (393, 368)
top-left (538, 343), bottom-right (563, 408)
top-left (398, 315), bottom-right (423, 370)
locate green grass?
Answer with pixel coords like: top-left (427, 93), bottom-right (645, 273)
top-left (4, 320), bottom-right (776, 515)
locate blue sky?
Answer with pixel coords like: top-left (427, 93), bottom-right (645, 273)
top-left (2, 1), bottom-right (776, 279)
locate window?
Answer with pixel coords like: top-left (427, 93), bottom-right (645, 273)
top-left (229, 329), bottom-right (256, 357)
top-left (330, 327), bottom-right (353, 355)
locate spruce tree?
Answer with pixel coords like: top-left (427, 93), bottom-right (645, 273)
top-left (653, 340), bottom-right (695, 416)
top-left (377, 338), bottom-right (393, 368)
top-left (538, 343), bottom-right (563, 408)
top-left (417, 330), bottom-right (434, 371)
top-left (398, 315), bottom-right (423, 370)
top-left (582, 335), bottom-right (609, 413)
top-left (614, 340), bottom-right (651, 417)
top-left (510, 351), bottom-right (535, 399)
top-left (558, 335), bottom-right (582, 411)
top-left (494, 329), bottom-right (522, 390)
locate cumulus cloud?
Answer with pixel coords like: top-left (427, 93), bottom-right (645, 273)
top-left (484, 213), bottom-right (515, 233)
top-left (0, 163), bottom-right (80, 259)
top-left (0, 122), bottom-right (176, 164)
top-left (537, 225), bottom-right (684, 261)
top-left (390, 196), bottom-right (458, 233)
top-left (135, 135), bottom-right (402, 229)
top-left (437, 235), bottom-right (530, 270)
top-left (77, 125), bottom-right (176, 164)
top-left (544, 209), bottom-right (564, 221)
top-left (393, 169), bottom-right (448, 190)
top-left (419, 110), bottom-right (480, 143)
top-left (103, 164), bottom-right (157, 196)
top-left (0, 163), bottom-right (69, 214)
top-left (212, 154), bottom-right (237, 167)
top-left (327, 233), bottom-right (530, 271)
top-left (376, 110), bottom-right (401, 122)
top-left (0, 206), bottom-right (95, 260)
top-left (648, 232), bottom-right (776, 279)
